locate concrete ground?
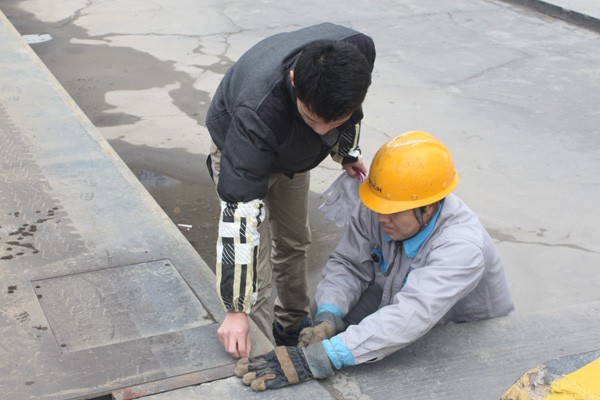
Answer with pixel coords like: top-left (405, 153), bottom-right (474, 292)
top-left (3, 0), bottom-right (599, 317)
top-left (1, 0), bottom-right (600, 398)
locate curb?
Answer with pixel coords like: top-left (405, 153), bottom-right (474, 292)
top-left (499, 0), bottom-right (600, 33)
top-left (501, 350), bottom-right (600, 399)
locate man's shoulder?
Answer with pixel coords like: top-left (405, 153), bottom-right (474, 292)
top-left (291, 23), bottom-right (375, 65)
top-left (291, 22), bottom-right (364, 38)
top-left (255, 81), bottom-right (295, 144)
top-left (442, 194), bottom-right (472, 215)
top-left (244, 23), bottom-right (372, 62)
top-left (435, 195), bottom-right (490, 245)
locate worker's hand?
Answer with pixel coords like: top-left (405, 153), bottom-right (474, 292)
top-left (342, 159), bottom-right (367, 181)
top-left (217, 312), bottom-right (251, 358)
top-left (298, 322), bottom-right (335, 347)
top-left (234, 344), bottom-right (334, 391)
top-left (298, 311), bottom-right (346, 347)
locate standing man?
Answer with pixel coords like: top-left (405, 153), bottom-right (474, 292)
top-left (234, 131), bottom-right (514, 391)
top-left (205, 23), bottom-right (375, 358)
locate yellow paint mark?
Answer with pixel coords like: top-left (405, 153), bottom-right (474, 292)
top-left (565, 359), bottom-right (600, 394)
top-left (546, 359), bottom-right (600, 400)
top-left (501, 367), bottom-right (549, 400)
top-left (502, 359), bottom-right (600, 400)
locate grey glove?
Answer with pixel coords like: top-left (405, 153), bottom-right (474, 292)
top-left (319, 172), bottom-right (365, 228)
top-left (235, 344), bottom-right (333, 391)
top-left (298, 311), bottom-right (346, 347)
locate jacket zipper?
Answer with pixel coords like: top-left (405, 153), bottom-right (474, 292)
top-left (383, 241), bottom-right (402, 305)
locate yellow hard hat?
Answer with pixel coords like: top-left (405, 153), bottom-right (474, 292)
top-left (359, 131), bottom-right (459, 214)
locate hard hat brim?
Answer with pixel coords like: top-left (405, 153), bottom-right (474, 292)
top-left (358, 174), bottom-right (459, 215)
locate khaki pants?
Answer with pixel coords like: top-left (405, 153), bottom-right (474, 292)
top-left (209, 142), bottom-right (311, 343)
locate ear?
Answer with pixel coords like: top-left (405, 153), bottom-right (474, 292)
top-left (289, 70), bottom-right (295, 86)
top-left (425, 202), bottom-right (439, 219)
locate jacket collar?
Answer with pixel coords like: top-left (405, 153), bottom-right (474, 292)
top-left (383, 199), bottom-right (445, 259)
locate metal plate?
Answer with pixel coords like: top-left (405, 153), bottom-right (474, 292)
top-left (33, 260), bottom-right (212, 353)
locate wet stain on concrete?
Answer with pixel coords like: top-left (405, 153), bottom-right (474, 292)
top-left (1, 3), bottom-right (215, 128)
top-left (488, 228), bottom-right (598, 254)
top-left (134, 168), bottom-right (219, 270)
top-left (0, 101), bottom-right (88, 265)
top-left (16, 312), bottom-right (29, 322)
top-left (1, 208), bottom-right (61, 260)
top-left (133, 168), bottom-right (343, 284)
top-left (6, 241), bottom-right (39, 253)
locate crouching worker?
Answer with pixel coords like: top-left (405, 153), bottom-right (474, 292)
top-left (234, 131), bottom-right (514, 391)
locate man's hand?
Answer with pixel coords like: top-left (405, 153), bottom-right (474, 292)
top-left (342, 159), bottom-right (367, 180)
top-left (217, 312), bottom-right (251, 358)
top-left (298, 311), bottom-right (346, 347)
top-left (298, 322), bottom-right (335, 347)
top-left (234, 344), bottom-right (334, 391)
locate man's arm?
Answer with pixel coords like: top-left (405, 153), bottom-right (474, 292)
top-left (328, 240), bottom-right (486, 366)
top-left (314, 203), bottom-right (378, 314)
top-left (213, 109), bottom-right (277, 358)
top-left (215, 199), bottom-right (264, 358)
top-left (215, 199), bottom-right (263, 313)
top-left (330, 113), bottom-right (368, 177)
top-left (330, 115), bottom-right (362, 165)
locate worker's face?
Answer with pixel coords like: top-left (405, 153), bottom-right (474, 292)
top-left (377, 205), bottom-right (436, 241)
top-left (296, 99), bottom-right (351, 135)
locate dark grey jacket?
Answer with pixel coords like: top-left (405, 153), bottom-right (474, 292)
top-left (206, 23), bottom-right (376, 203)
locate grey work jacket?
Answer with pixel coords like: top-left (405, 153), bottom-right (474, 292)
top-left (315, 194), bottom-right (514, 365)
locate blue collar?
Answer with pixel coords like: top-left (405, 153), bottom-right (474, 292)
top-left (383, 199), bottom-right (445, 259)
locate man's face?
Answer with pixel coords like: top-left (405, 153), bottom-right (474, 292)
top-left (377, 210), bottom-right (423, 242)
top-left (378, 203), bottom-right (439, 241)
top-left (296, 99), bottom-right (351, 135)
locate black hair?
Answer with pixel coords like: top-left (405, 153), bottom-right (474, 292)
top-left (293, 40), bottom-right (372, 122)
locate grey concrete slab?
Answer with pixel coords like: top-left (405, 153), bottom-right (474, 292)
top-left (0, 11), bottom-right (273, 400)
top-left (331, 301), bottom-right (600, 400)
top-left (143, 302), bottom-right (600, 400)
top-left (136, 377), bottom-right (333, 400)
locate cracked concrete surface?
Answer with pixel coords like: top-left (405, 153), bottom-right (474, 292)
top-left (1, 0), bottom-right (599, 397)
top-left (3, 0), bottom-right (599, 324)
